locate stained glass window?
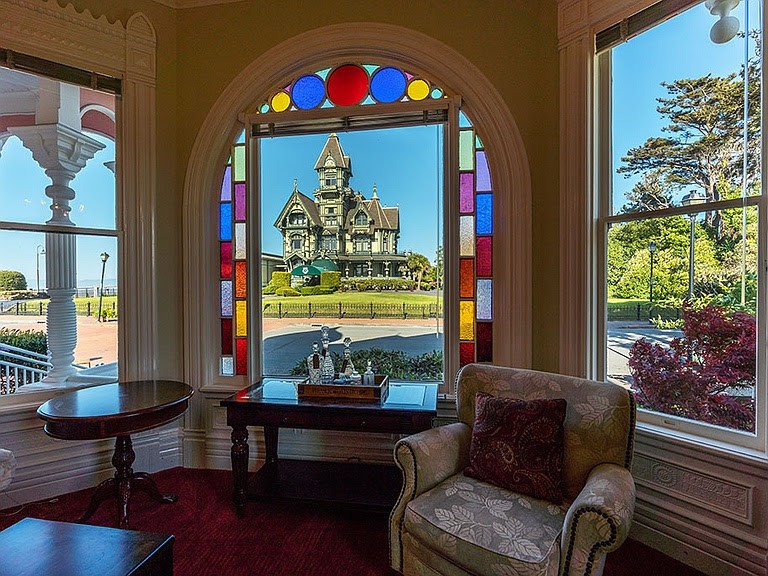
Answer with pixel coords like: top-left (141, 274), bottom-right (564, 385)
top-left (219, 132), bottom-right (248, 376)
top-left (458, 111), bottom-right (493, 365)
top-left (220, 69), bottom-right (495, 379)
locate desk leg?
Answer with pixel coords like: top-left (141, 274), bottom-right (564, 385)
top-left (231, 425), bottom-right (249, 518)
top-left (263, 425), bottom-right (279, 493)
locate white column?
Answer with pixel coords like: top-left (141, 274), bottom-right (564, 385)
top-left (9, 123), bottom-right (104, 382)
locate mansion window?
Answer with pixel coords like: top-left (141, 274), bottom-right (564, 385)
top-left (0, 61), bottom-right (120, 394)
top-left (288, 212), bottom-right (305, 226)
top-left (291, 238), bottom-right (302, 251)
top-left (594, 1), bottom-right (763, 447)
top-left (217, 62), bottom-right (497, 390)
top-left (320, 235), bottom-right (337, 251)
top-left (325, 216), bottom-right (338, 226)
top-left (327, 207), bottom-right (336, 214)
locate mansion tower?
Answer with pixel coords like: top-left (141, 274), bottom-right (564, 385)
top-left (274, 133), bottom-right (407, 278)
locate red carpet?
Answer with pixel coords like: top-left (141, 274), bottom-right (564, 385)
top-left (0, 467), bottom-right (704, 576)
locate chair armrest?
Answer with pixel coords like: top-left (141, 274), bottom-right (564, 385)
top-left (389, 422), bottom-right (472, 572)
top-left (560, 463), bottom-right (636, 576)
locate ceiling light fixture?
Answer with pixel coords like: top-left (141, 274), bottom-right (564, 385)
top-left (705, 0), bottom-right (741, 44)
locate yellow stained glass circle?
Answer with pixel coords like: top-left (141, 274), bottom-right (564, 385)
top-left (271, 91), bottom-right (291, 112)
top-left (407, 79), bottom-right (430, 101)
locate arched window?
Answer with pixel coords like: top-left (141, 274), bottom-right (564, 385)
top-left (216, 62), bottom-right (498, 388)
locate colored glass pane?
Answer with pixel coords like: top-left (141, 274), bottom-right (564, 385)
top-left (459, 111), bottom-right (472, 128)
top-left (370, 66), bottom-right (406, 103)
top-left (219, 203), bottom-right (232, 241)
top-left (235, 183), bottom-right (246, 221)
top-left (459, 216), bottom-right (475, 256)
top-left (321, 100), bottom-right (333, 108)
top-left (476, 151), bottom-right (491, 191)
top-left (235, 223), bottom-right (246, 259)
top-left (476, 237), bottom-right (492, 276)
top-left (431, 87), bottom-right (443, 99)
top-left (221, 281), bottom-right (232, 317)
top-left (220, 242), bottom-right (232, 278)
top-left (259, 103), bottom-right (269, 114)
top-left (236, 301), bottom-right (247, 337)
top-left (327, 65), bottom-right (369, 106)
top-left (476, 135), bottom-right (483, 149)
top-left (235, 261), bottom-right (247, 298)
top-left (236, 339), bottom-right (247, 375)
top-left (460, 173), bottom-right (474, 214)
top-left (317, 67), bottom-right (331, 80)
top-left (460, 343), bottom-right (475, 367)
top-left (476, 279), bottom-right (492, 320)
top-left (477, 322), bottom-right (492, 362)
top-left (221, 356), bottom-right (234, 376)
top-left (220, 166), bottom-right (232, 201)
top-left (407, 78), bottom-right (430, 101)
top-left (233, 146), bottom-right (246, 181)
top-left (476, 194), bottom-right (493, 234)
top-left (460, 301), bottom-right (475, 340)
top-left (221, 318), bottom-right (233, 355)
top-left (236, 130), bottom-right (246, 144)
top-left (459, 131), bottom-right (474, 170)
top-left (271, 91), bottom-right (291, 112)
top-left (292, 75), bottom-right (325, 110)
top-left (363, 64), bottom-right (378, 74)
top-left (362, 95), bottom-right (376, 105)
top-left (460, 259), bottom-right (474, 298)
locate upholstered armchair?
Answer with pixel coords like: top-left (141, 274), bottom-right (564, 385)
top-left (390, 364), bottom-right (636, 576)
top-left (0, 448), bottom-right (15, 492)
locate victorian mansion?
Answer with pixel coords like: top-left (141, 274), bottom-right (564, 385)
top-left (274, 133), bottom-right (408, 278)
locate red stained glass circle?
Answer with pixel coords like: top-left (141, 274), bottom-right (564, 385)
top-left (327, 65), bottom-right (369, 106)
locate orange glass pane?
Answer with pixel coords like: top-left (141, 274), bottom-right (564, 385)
top-left (235, 261), bottom-right (247, 298)
top-left (460, 259), bottom-right (474, 298)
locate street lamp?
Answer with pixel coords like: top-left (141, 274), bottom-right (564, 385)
top-left (647, 241), bottom-right (656, 304)
top-left (36, 245), bottom-right (45, 294)
top-left (97, 252), bottom-right (109, 322)
top-left (681, 190), bottom-right (706, 300)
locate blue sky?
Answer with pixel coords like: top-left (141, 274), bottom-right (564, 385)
top-left (612, 0), bottom-right (760, 211)
top-left (259, 125), bottom-right (443, 260)
top-left (0, 133), bottom-right (117, 288)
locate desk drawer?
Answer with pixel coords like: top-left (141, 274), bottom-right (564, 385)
top-left (254, 410), bottom-right (416, 433)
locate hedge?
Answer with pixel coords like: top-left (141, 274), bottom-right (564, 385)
top-left (0, 327), bottom-right (47, 355)
top-left (300, 286), bottom-right (334, 296)
top-left (271, 271), bottom-right (291, 289)
top-left (340, 277), bottom-right (416, 292)
top-left (275, 286), bottom-right (301, 297)
top-left (320, 271), bottom-right (341, 290)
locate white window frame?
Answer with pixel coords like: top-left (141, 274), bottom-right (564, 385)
top-left (0, 2), bottom-right (158, 403)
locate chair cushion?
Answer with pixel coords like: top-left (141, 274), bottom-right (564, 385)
top-left (465, 392), bottom-right (567, 502)
top-left (404, 473), bottom-right (566, 576)
top-left (0, 449), bottom-right (16, 492)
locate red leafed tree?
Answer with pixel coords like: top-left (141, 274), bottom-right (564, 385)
top-left (628, 303), bottom-right (755, 432)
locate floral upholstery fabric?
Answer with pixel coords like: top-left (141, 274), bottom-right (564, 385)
top-left (0, 449), bottom-right (15, 491)
top-left (391, 364), bottom-right (636, 576)
top-left (456, 365), bottom-right (635, 500)
top-left (405, 473), bottom-right (566, 576)
top-left (465, 394), bottom-right (567, 503)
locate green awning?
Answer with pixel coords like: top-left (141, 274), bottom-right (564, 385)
top-left (311, 258), bottom-right (339, 271)
top-left (291, 264), bottom-right (324, 276)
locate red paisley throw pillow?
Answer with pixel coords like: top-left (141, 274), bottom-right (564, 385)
top-left (464, 392), bottom-right (567, 503)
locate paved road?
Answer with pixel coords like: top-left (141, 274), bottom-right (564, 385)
top-left (606, 321), bottom-right (682, 385)
top-left (264, 322), bottom-right (443, 376)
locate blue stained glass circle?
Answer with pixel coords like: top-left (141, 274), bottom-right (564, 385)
top-left (370, 67), bottom-right (407, 103)
top-left (292, 75), bottom-right (325, 110)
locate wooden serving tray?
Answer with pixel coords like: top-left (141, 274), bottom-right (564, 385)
top-left (298, 374), bottom-right (389, 402)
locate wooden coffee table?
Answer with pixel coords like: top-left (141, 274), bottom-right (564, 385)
top-left (37, 380), bottom-right (193, 528)
top-left (221, 378), bottom-right (438, 517)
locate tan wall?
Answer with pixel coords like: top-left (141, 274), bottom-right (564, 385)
top-left (58, 0), bottom-right (560, 374)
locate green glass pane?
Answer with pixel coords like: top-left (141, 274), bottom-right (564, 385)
top-left (317, 67), bottom-right (331, 80)
top-left (233, 145), bottom-right (246, 181)
top-left (476, 135), bottom-right (484, 150)
top-left (431, 87), bottom-right (443, 99)
top-left (259, 103), bottom-right (269, 113)
top-left (363, 64), bottom-right (378, 74)
top-left (459, 131), bottom-right (474, 171)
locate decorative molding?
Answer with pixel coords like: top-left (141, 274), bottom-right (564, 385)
top-left (633, 454), bottom-right (753, 524)
top-left (150, 0), bottom-right (244, 7)
top-left (182, 22), bottom-right (532, 416)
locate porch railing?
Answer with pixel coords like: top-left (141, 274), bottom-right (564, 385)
top-left (0, 343), bottom-right (52, 394)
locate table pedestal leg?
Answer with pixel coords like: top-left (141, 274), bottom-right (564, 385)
top-left (231, 426), bottom-right (249, 518)
top-left (79, 435), bottom-right (177, 528)
top-left (262, 425), bottom-right (279, 494)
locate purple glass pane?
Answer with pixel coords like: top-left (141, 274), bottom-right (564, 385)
top-left (460, 173), bottom-right (474, 214)
top-left (220, 166), bottom-right (232, 201)
top-left (235, 183), bottom-right (246, 221)
top-left (476, 151), bottom-right (491, 191)
top-left (477, 322), bottom-right (492, 362)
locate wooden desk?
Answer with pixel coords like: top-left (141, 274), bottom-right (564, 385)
top-left (37, 380), bottom-right (193, 528)
top-left (221, 379), bottom-right (438, 517)
top-left (0, 518), bottom-right (173, 576)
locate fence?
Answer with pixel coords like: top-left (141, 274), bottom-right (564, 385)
top-left (0, 300), bottom-right (117, 318)
top-left (607, 303), bottom-right (682, 322)
top-left (0, 342), bottom-right (52, 394)
top-left (263, 301), bottom-right (442, 320)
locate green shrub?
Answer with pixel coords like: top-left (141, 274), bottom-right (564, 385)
top-left (101, 308), bottom-right (118, 320)
top-left (290, 346), bottom-right (443, 380)
top-left (275, 286), bottom-right (301, 297)
top-left (300, 286), bottom-right (334, 296)
top-left (0, 328), bottom-right (47, 355)
top-left (0, 290), bottom-right (41, 300)
top-left (320, 271), bottom-right (341, 290)
top-left (339, 277), bottom-right (416, 292)
top-left (0, 270), bottom-right (27, 291)
top-left (271, 271), bottom-right (291, 289)
top-left (262, 284), bottom-right (276, 295)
